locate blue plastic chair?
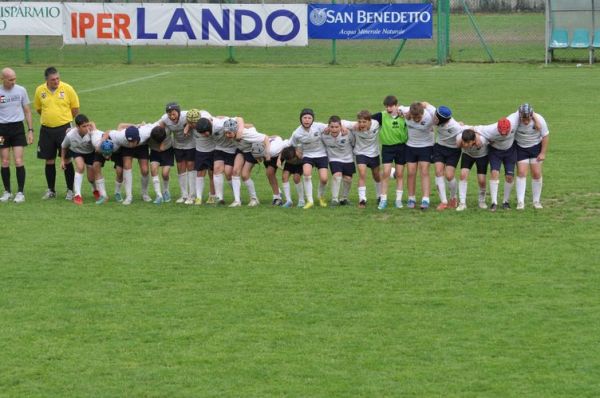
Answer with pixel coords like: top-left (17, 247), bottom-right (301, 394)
top-left (593, 30), bottom-right (600, 48)
top-left (571, 28), bottom-right (590, 48)
top-left (550, 29), bottom-right (569, 48)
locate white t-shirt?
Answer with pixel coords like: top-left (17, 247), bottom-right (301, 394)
top-left (62, 127), bottom-right (95, 154)
top-left (342, 120), bottom-right (380, 157)
top-left (477, 113), bottom-right (519, 151)
top-left (437, 118), bottom-right (466, 148)
top-left (235, 127), bottom-right (267, 153)
top-left (0, 84), bottom-right (30, 123)
top-left (321, 132), bottom-right (354, 163)
top-left (251, 137), bottom-right (291, 159)
top-left (290, 122), bottom-right (328, 158)
top-left (513, 112), bottom-right (549, 148)
top-left (401, 104), bottom-right (436, 148)
top-left (160, 110), bottom-right (194, 150)
top-left (212, 117), bottom-right (238, 154)
top-left (192, 110), bottom-right (215, 152)
top-left (458, 134), bottom-right (489, 158)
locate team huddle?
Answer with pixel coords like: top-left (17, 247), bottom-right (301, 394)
top-left (0, 67), bottom-right (549, 211)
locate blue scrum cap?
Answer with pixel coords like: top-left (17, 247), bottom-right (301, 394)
top-left (125, 126), bottom-right (140, 142)
top-left (100, 140), bottom-right (114, 157)
top-left (435, 106), bottom-right (452, 125)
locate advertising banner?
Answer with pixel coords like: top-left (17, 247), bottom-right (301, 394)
top-left (0, 2), bottom-right (63, 36)
top-left (308, 3), bottom-right (432, 40)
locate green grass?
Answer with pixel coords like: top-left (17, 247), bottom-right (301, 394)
top-left (1, 63), bottom-right (600, 396)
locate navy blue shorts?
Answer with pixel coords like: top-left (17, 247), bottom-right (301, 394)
top-left (489, 145), bottom-right (517, 175)
top-left (93, 152), bottom-right (107, 167)
top-left (432, 143), bottom-right (461, 167)
top-left (283, 161), bottom-right (302, 174)
top-left (302, 156), bottom-right (328, 169)
top-left (214, 150), bottom-right (236, 167)
top-left (0, 122), bottom-right (27, 148)
top-left (329, 161), bottom-right (356, 176)
top-left (516, 143), bottom-right (541, 161)
top-left (264, 157), bottom-right (278, 169)
top-left (150, 147), bottom-right (175, 167)
top-left (111, 150), bottom-right (123, 168)
top-left (461, 154), bottom-right (489, 175)
top-left (194, 150), bottom-right (214, 171)
top-left (381, 143), bottom-right (406, 165)
top-left (121, 144), bottom-right (149, 160)
top-left (243, 151), bottom-right (258, 164)
top-left (68, 150), bottom-right (95, 166)
top-left (355, 154), bottom-right (380, 169)
top-left (406, 145), bottom-right (433, 163)
top-left (174, 148), bottom-right (195, 162)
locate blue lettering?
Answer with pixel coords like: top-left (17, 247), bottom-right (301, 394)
top-left (266, 10), bottom-right (299, 42)
top-left (137, 8), bottom-right (157, 39)
top-left (164, 8), bottom-right (196, 40)
top-left (202, 8), bottom-right (229, 40)
top-left (234, 9), bottom-right (261, 41)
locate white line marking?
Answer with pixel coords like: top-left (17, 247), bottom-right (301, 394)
top-left (79, 72), bottom-right (171, 94)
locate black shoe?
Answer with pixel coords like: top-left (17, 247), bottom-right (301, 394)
top-left (359, 199), bottom-right (366, 209)
top-left (339, 199), bottom-right (350, 206)
top-left (272, 198), bottom-right (283, 206)
top-left (490, 203), bottom-right (497, 212)
top-left (502, 202), bottom-right (511, 210)
top-left (377, 196), bottom-right (381, 205)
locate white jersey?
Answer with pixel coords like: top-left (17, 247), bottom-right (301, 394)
top-left (212, 117), bottom-right (237, 154)
top-left (321, 132), bottom-right (354, 163)
top-left (477, 113), bottom-right (519, 151)
top-left (251, 137), bottom-right (291, 159)
top-left (401, 104), bottom-right (436, 148)
top-left (437, 118), bottom-right (466, 148)
top-left (109, 123), bottom-right (154, 149)
top-left (235, 127), bottom-right (267, 153)
top-left (160, 110), bottom-right (194, 150)
top-left (458, 134), bottom-right (489, 159)
top-left (0, 84), bottom-right (29, 123)
top-left (290, 122), bottom-right (328, 158)
top-left (90, 130), bottom-right (105, 150)
top-left (513, 112), bottom-right (549, 148)
top-left (192, 110), bottom-right (215, 152)
top-left (342, 120), bottom-right (380, 157)
top-left (61, 127), bottom-right (95, 154)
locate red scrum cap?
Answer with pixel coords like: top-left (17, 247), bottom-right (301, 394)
top-left (497, 118), bottom-right (512, 135)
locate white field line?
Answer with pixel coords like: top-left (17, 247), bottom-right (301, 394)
top-left (79, 72), bottom-right (171, 94)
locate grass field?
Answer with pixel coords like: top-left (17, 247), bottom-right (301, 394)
top-left (1, 61), bottom-right (600, 397)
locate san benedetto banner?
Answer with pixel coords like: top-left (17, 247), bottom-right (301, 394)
top-left (0, 2), bottom-right (63, 35)
top-left (308, 3), bottom-right (432, 40)
top-left (63, 3), bottom-right (307, 46)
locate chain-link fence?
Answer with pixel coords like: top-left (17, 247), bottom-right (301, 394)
top-left (1, 0), bottom-right (580, 65)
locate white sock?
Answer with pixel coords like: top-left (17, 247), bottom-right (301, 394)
top-left (123, 169), bottom-right (133, 200)
top-left (489, 180), bottom-right (499, 204)
top-left (375, 182), bottom-right (382, 197)
top-left (74, 172), bottom-right (83, 196)
top-left (244, 178), bottom-right (257, 199)
top-left (214, 173), bottom-right (224, 200)
top-left (115, 181), bottom-right (122, 195)
top-left (396, 190), bottom-right (403, 202)
top-left (152, 176), bottom-right (162, 197)
top-left (282, 182), bottom-right (292, 203)
top-left (459, 180), bottom-right (467, 204)
top-left (196, 176), bottom-right (205, 200)
top-left (331, 175), bottom-right (341, 201)
top-left (232, 176), bottom-right (241, 203)
top-left (448, 178), bottom-right (457, 199)
top-left (422, 196), bottom-right (430, 203)
top-left (532, 178), bottom-right (542, 203)
top-left (516, 176), bottom-right (527, 204)
top-left (96, 178), bottom-right (107, 197)
top-left (380, 194), bottom-right (387, 201)
top-left (295, 181), bottom-right (304, 202)
top-left (318, 182), bottom-right (327, 199)
top-left (358, 186), bottom-right (366, 201)
top-left (187, 171), bottom-right (196, 199)
top-left (303, 176), bottom-right (313, 203)
top-left (163, 179), bottom-right (170, 193)
top-left (436, 176), bottom-right (447, 204)
top-left (342, 179), bottom-right (351, 200)
top-left (178, 173), bottom-right (188, 198)
top-left (503, 181), bottom-right (514, 203)
top-left (141, 174), bottom-right (149, 196)
top-left (479, 187), bottom-right (487, 202)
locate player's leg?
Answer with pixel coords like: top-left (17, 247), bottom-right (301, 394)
top-left (229, 152), bottom-right (244, 206)
top-left (72, 156), bottom-right (86, 202)
top-left (0, 146), bottom-right (12, 201)
top-left (418, 160), bottom-right (431, 209)
top-left (241, 159), bottom-right (259, 206)
top-left (302, 162), bottom-right (314, 208)
top-left (185, 157), bottom-right (196, 204)
top-left (476, 156), bottom-right (489, 209)
top-left (122, 155), bottom-right (134, 205)
top-left (531, 159), bottom-right (543, 208)
top-left (434, 161), bottom-right (448, 209)
top-left (213, 158), bottom-right (226, 203)
top-left (265, 164), bottom-right (281, 205)
top-left (138, 158), bottom-right (151, 202)
top-left (356, 162), bottom-right (368, 207)
top-left (317, 162), bottom-right (329, 207)
top-left (502, 150), bottom-right (516, 209)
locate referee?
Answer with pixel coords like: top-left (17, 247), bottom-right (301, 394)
top-left (34, 66), bottom-right (80, 200)
top-left (0, 68), bottom-right (34, 203)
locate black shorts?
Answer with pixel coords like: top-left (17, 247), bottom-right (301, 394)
top-left (516, 143), bottom-right (541, 161)
top-left (68, 150), bottom-right (95, 166)
top-left (195, 150), bottom-right (214, 171)
top-left (283, 161), bottom-right (302, 174)
top-left (150, 147), bottom-right (175, 167)
top-left (406, 145), bottom-right (433, 163)
top-left (329, 161), bottom-right (355, 176)
top-left (214, 150), bottom-right (236, 167)
top-left (461, 154), bottom-right (489, 175)
top-left (0, 122), bottom-right (27, 148)
top-left (355, 154), bottom-right (380, 169)
top-left (121, 144), bottom-right (149, 160)
top-left (381, 143), bottom-right (406, 165)
top-left (432, 143), bottom-right (461, 167)
top-left (174, 148), bottom-right (195, 162)
top-left (37, 123), bottom-right (70, 159)
top-left (302, 156), bottom-right (328, 169)
top-left (489, 145), bottom-right (517, 175)
top-left (243, 151), bottom-right (258, 164)
top-left (93, 152), bottom-right (107, 167)
top-left (111, 150), bottom-right (123, 168)
top-left (264, 157), bottom-right (278, 169)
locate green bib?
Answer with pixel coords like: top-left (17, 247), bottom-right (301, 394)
top-left (380, 112), bottom-right (408, 145)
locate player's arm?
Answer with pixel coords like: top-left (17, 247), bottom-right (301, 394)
top-left (117, 123), bottom-right (135, 130)
top-left (23, 103), bottom-right (34, 145)
top-left (263, 135), bottom-right (271, 162)
top-left (60, 137), bottom-right (70, 170)
top-left (234, 117), bottom-right (245, 140)
top-left (538, 134), bottom-right (549, 162)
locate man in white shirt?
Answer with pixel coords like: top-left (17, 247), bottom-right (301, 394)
top-left (455, 128), bottom-right (490, 211)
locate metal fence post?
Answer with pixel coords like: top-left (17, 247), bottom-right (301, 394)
top-left (25, 35), bottom-right (31, 64)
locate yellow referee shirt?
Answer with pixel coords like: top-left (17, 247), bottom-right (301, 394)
top-left (34, 81), bottom-right (80, 128)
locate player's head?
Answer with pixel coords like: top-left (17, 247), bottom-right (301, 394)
top-left (497, 118), bottom-right (512, 136)
top-left (44, 66), bottom-right (60, 89)
top-left (518, 103), bottom-right (533, 124)
top-left (223, 118), bottom-right (238, 139)
top-left (100, 140), bottom-right (114, 158)
top-left (460, 129), bottom-right (477, 148)
top-left (150, 125), bottom-right (167, 144)
top-left (356, 110), bottom-right (372, 131)
top-left (281, 146), bottom-right (299, 163)
top-left (300, 108), bottom-right (314, 128)
top-left (1, 67), bottom-right (16, 90)
top-left (196, 118), bottom-right (213, 137)
top-left (186, 109), bottom-right (201, 126)
top-left (165, 102), bottom-right (181, 121)
top-left (125, 125), bottom-right (140, 145)
top-left (328, 115), bottom-right (342, 136)
top-left (74, 114), bottom-right (92, 133)
top-left (409, 102), bottom-right (425, 123)
top-left (435, 106), bottom-right (452, 126)
top-left (383, 95), bottom-right (398, 113)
